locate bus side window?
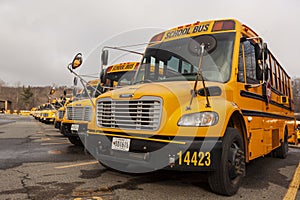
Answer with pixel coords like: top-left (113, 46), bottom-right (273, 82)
top-left (238, 42), bottom-right (245, 82)
top-left (238, 40), bottom-right (260, 84)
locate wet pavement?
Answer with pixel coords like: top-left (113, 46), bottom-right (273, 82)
top-left (0, 114), bottom-right (299, 200)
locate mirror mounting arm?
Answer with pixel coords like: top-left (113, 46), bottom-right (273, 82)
top-left (79, 79), bottom-right (95, 108)
top-left (67, 63), bottom-right (96, 108)
top-left (186, 43), bottom-right (210, 111)
top-left (103, 46), bottom-right (144, 56)
top-left (245, 83), bottom-right (263, 89)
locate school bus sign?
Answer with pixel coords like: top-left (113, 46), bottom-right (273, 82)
top-left (110, 62), bottom-right (139, 73)
top-left (150, 20), bottom-right (236, 44)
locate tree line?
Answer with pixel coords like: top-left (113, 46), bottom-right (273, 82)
top-left (0, 84), bottom-right (71, 111)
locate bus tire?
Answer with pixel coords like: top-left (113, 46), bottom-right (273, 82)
top-left (60, 126), bottom-right (67, 136)
top-left (273, 129), bottom-right (288, 159)
top-left (208, 127), bottom-right (245, 196)
top-left (68, 136), bottom-right (83, 146)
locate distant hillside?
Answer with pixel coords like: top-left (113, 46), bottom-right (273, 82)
top-left (0, 85), bottom-right (72, 111)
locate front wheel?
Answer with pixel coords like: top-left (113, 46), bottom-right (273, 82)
top-left (208, 128), bottom-right (245, 196)
top-left (68, 136), bottom-right (83, 146)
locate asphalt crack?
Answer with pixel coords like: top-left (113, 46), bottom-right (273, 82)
top-left (14, 169), bottom-right (32, 200)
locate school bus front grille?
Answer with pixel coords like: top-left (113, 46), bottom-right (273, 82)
top-left (58, 110), bottom-right (65, 119)
top-left (96, 97), bottom-right (162, 131)
top-left (66, 106), bottom-right (92, 121)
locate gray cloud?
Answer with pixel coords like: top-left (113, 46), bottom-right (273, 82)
top-left (1, 0), bottom-right (299, 86)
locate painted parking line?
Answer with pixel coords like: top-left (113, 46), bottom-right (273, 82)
top-left (74, 197), bottom-right (103, 200)
top-left (283, 162), bottom-right (300, 200)
top-left (55, 161), bottom-right (99, 169)
top-left (41, 142), bottom-right (71, 145)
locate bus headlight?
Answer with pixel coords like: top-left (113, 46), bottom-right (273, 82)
top-left (177, 112), bottom-right (218, 126)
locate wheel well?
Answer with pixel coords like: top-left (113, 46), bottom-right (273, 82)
top-left (227, 111), bottom-right (248, 160)
top-left (227, 111), bottom-right (246, 136)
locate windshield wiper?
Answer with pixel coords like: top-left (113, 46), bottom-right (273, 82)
top-left (186, 43), bottom-right (210, 110)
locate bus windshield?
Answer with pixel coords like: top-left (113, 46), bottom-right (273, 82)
top-left (106, 71), bottom-right (136, 86)
top-left (135, 32), bottom-right (235, 83)
top-left (80, 85), bottom-right (96, 98)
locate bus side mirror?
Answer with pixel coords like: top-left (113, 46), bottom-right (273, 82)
top-left (100, 70), bottom-right (105, 84)
top-left (101, 50), bottom-right (108, 66)
top-left (262, 43), bottom-right (268, 60)
top-left (73, 88), bottom-right (77, 96)
top-left (256, 43), bottom-right (268, 61)
top-left (50, 87), bottom-right (55, 95)
top-left (264, 66), bottom-right (269, 81)
top-left (73, 77), bottom-right (78, 86)
top-left (72, 53), bottom-right (83, 69)
top-left (256, 63), bottom-right (269, 81)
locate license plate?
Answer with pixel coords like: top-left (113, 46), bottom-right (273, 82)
top-left (71, 124), bottom-right (79, 131)
top-left (111, 137), bottom-right (130, 152)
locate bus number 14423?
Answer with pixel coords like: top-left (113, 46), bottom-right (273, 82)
top-left (177, 151), bottom-right (211, 167)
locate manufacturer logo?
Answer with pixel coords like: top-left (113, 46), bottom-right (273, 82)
top-left (119, 94), bottom-right (134, 98)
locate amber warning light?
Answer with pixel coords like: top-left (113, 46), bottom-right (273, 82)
top-left (212, 20), bottom-right (235, 32)
top-left (149, 32), bottom-right (164, 43)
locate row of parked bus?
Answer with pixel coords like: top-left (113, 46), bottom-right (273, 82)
top-left (31, 18), bottom-right (299, 196)
top-left (31, 62), bottom-right (139, 146)
top-left (31, 99), bottom-right (63, 123)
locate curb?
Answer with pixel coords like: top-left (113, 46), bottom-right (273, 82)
top-left (288, 144), bottom-right (300, 149)
top-left (283, 162), bottom-right (300, 200)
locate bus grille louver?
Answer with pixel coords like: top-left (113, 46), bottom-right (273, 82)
top-left (96, 97), bottom-right (162, 131)
top-left (66, 106), bottom-right (92, 121)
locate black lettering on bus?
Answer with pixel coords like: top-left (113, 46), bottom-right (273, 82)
top-left (165, 28), bottom-right (191, 39)
top-left (203, 24), bottom-right (209, 31)
top-left (165, 32), bottom-right (172, 39)
top-left (192, 24), bottom-right (210, 33)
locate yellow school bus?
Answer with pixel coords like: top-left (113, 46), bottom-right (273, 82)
top-left (62, 62), bottom-right (139, 146)
top-left (19, 110), bottom-right (31, 116)
top-left (296, 121), bottom-right (300, 143)
top-left (60, 79), bottom-right (100, 141)
top-left (38, 103), bottom-right (57, 123)
top-left (30, 107), bottom-right (37, 116)
top-left (85, 19), bottom-right (295, 195)
top-left (54, 98), bottom-right (71, 129)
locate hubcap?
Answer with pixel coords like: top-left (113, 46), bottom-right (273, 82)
top-left (228, 142), bottom-right (245, 180)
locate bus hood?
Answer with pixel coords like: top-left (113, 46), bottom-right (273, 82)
top-left (95, 81), bottom-right (236, 138)
top-left (100, 81), bottom-right (230, 105)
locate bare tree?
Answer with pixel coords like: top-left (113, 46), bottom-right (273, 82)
top-left (0, 79), bottom-right (5, 87)
top-left (292, 77), bottom-right (300, 113)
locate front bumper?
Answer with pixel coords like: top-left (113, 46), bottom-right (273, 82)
top-left (60, 123), bottom-right (88, 137)
top-left (82, 130), bottom-right (222, 172)
top-left (54, 121), bottom-right (61, 129)
top-left (42, 117), bottom-right (55, 123)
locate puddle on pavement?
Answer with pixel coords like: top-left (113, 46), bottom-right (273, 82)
top-left (79, 169), bottom-right (107, 179)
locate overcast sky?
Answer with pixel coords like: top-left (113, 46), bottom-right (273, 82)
top-left (1, 0), bottom-right (299, 87)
